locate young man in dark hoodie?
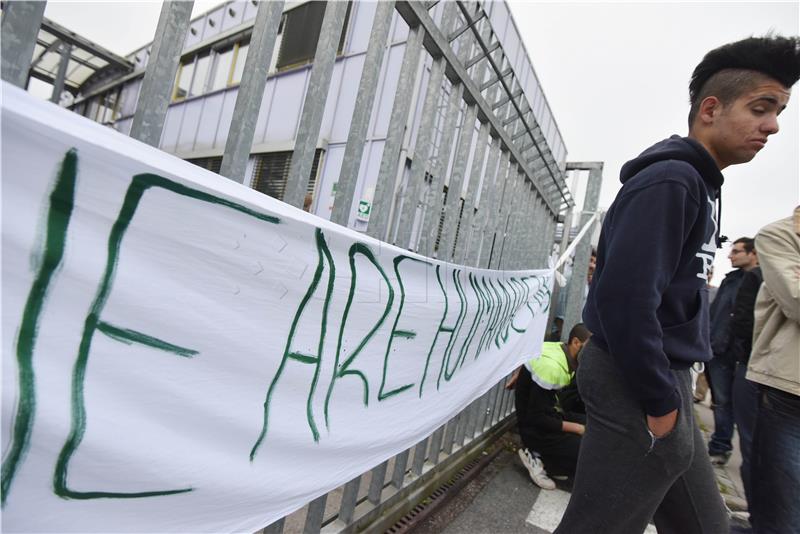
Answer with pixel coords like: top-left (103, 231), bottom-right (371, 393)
top-left (555, 36), bottom-right (800, 534)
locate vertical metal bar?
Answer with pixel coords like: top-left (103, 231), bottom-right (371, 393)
top-left (562, 165), bottom-right (603, 340)
top-left (416, 82), bottom-right (462, 256)
top-left (461, 400), bottom-right (476, 443)
top-left (534, 197), bottom-right (549, 266)
top-left (427, 425), bottom-right (445, 466)
top-left (492, 382), bottom-right (505, 424)
top-left (466, 137), bottom-right (501, 266)
top-left (368, 461), bottom-right (388, 505)
top-left (130, 0), bottom-right (194, 147)
top-left (391, 449), bottom-right (410, 488)
top-left (494, 170), bottom-right (521, 270)
top-left (303, 494), bottom-right (328, 534)
top-left (219, 0), bottom-right (284, 183)
top-left (411, 437), bottom-right (429, 476)
top-left (394, 2), bottom-right (457, 249)
top-left (50, 42), bottom-right (71, 104)
top-left (338, 475), bottom-right (361, 525)
top-left (261, 517), bottom-right (285, 534)
top-left (442, 415), bottom-right (459, 454)
top-left (367, 25), bottom-right (424, 241)
top-left (475, 389), bottom-right (491, 435)
top-left (0, 0), bottom-right (46, 88)
top-left (284, 1), bottom-right (349, 208)
top-left (483, 383), bottom-right (499, 430)
top-left (479, 154), bottom-right (510, 268)
top-left (454, 121), bottom-right (489, 265)
top-left (455, 403), bottom-right (473, 446)
top-left (332, 1), bottom-right (396, 225)
top-left (393, 57), bottom-right (446, 249)
top-left (436, 103), bottom-right (478, 261)
top-left (523, 186), bottom-right (537, 267)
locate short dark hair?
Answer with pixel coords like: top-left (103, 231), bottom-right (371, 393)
top-left (688, 35), bottom-right (800, 127)
top-left (733, 237), bottom-right (755, 254)
top-left (568, 323), bottom-right (591, 344)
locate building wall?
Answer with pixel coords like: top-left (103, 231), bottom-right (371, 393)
top-left (72, 0), bottom-right (566, 232)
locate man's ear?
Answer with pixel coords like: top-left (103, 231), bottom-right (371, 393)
top-left (697, 96), bottom-right (722, 125)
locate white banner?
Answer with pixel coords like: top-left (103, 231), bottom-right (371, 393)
top-left (1, 83), bottom-right (553, 532)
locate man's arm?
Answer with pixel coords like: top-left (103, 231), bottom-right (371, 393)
top-left (729, 269), bottom-right (762, 361)
top-left (593, 179), bottom-right (700, 419)
top-left (756, 219), bottom-right (800, 323)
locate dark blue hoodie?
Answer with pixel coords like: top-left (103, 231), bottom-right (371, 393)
top-left (583, 135), bottom-right (724, 417)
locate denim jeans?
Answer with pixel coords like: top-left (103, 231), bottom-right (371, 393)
top-left (707, 355), bottom-right (735, 455)
top-left (750, 386), bottom-right (800, 534)
top-left (732, 362), bottom-right (759, 508)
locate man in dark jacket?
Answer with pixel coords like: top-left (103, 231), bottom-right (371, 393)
top-left (707, 237), bottom-right (758, 465)
top-left (555, 35), bottom-right (799, 534)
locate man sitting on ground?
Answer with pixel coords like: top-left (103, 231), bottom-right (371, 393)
top-left (514, 324), bottom-right (591, 489)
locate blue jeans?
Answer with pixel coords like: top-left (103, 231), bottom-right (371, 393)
top-left (750, 386), bottom-right (800, 534)
top-left (732, 362), bottom-right (759, 509)
top-left (707, 355), bottom-right (735, 455)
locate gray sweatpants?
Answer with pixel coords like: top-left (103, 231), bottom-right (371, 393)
top-left (554, 340), bottom-right (729, 534)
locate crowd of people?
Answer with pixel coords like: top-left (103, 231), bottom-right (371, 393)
top-left (507, 35), bottom-right (799, 534)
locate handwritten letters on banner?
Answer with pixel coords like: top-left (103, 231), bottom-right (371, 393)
top-left (1, 84), bottom-right (552, 532)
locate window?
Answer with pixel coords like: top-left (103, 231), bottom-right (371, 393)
top-left (190, 54), bottom-right (211, 97)
top-left (276, 1), bottom-right (351, 70)
top-left (84, 89), bottom-right (121, 124)
top-left (231, 43), bottom-right (248, 84)
top-left (174, 59), bottom-right (194, 100)
top-left (187, 157), bottom-right (222, 174)
top-left (251, 150), bottom-right (323, 201)
top-left (210, 47), bottom-right (234, 91)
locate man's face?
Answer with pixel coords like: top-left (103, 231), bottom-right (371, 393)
top-left (587, 254), bottom-right (597, 283)
top-left (728, 242), bottom-right (757, 269)
top-left (708, 80), bottom-right (791, 167)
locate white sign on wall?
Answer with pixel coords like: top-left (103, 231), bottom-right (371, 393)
top-left (1, 83), bottom-right (553, 532)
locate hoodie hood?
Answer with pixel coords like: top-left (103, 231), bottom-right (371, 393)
top-left (620, 135), bottom-right (724, 189)
top-left (621, 135), bottom-right (727, 246)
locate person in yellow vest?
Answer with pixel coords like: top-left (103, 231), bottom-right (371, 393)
top-left (514, 323), bottom-right (591, 489)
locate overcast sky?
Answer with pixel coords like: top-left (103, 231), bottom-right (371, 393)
top-left (38, 0), bottom-right (799, 283)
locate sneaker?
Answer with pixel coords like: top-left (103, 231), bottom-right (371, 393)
top-left (518, 448), bottom-right (556, 490)
top-left (709, 451), bottom-right (732, 466)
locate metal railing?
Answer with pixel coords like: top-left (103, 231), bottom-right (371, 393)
top-left (0, 1), bottom-right (603, 531)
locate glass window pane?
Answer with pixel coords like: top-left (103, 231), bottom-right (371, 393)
top-left (210, 48), bottom-right (234, 91)
top-left (231, 43), bottom-right (248, 84)
top-left (174, 60), bottom-right (194, 100)
top-left (190, 54), bottom-right (210, 97)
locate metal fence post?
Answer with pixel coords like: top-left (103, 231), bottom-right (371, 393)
top-left (219, 0), bottom-right (284, 184)
top-left (437, 103), bottom-right (478, 261)
top-left (479, 153), bottom-right (510, 268)
top-left (393, 56), bottom-right (446, 249)
top-left (303, 494), bottom-right (328, 534)
top-left (129, 0), bottom-right (194, 147)
top-left (283, 0), bottom-right (350, 208)
top-left (367, 24), bottom-right (424, 242)
top-left (416, 82), bottom-right (462, 257)
top-left (331, 1), bottom-right (396, 226)
top-left (1, 0), bottom-right (46, 88)
top-left (562, 163), bottom-right (603, 339)
top-left (49, 42), bottom-right (72, 104)
top-left (453, 121), bottom-right (489, 265)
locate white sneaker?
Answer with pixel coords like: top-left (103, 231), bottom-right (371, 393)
top-left (518, 448), bottom-right (556, 490)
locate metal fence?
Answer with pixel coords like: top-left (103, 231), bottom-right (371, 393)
top-left (1, 1), bottom-right (603, 531)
